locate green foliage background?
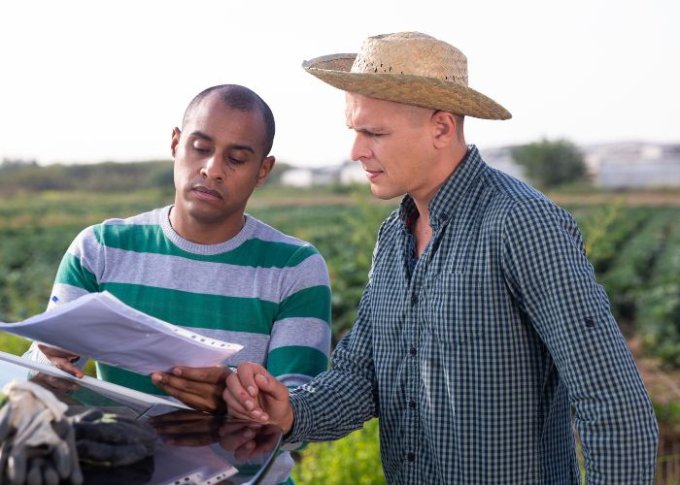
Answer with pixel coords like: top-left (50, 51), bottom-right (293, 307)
top-left (511, 138), bottom-right (587, 188)
top-left (292, 418), bottom-right (384, 484)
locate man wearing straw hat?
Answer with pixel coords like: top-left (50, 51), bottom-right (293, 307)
top-left (224, 32), bottom-right (659, 483)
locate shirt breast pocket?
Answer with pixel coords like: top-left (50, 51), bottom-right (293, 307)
top-left (428, 272), bottom-right (486, 347)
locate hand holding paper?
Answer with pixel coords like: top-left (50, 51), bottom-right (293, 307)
top-left (37, 344), bottom-right (84, 378)
top-left (151, 365), bottom-right (231, 414)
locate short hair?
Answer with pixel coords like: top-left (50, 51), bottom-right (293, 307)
top-left (182, 84), bottom-right (276, 156)
top-left (454, 114), bottom-right (465, 141)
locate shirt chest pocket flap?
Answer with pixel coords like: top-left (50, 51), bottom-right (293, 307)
top-left (427, 272), bottom-right (487, 345)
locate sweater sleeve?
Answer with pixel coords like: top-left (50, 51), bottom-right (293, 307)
top-left (285, 222), bottom-right (388, 443)
top-left (266, 246), bottom-right (332, 388)
top-left (23, 225), bottom-right (101, 366)
top-left (287, 279), bottom-right (378, 443)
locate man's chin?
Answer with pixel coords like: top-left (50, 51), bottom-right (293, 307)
top-left (369, 184), bottom-right (402, 201)
top-left (184, 205), bottom-right (227, 225)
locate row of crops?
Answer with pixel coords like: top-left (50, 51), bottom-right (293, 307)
top-left (1, 191), bottom-right (678, 367)
top-left (577, 204), bottom-right (680, 368)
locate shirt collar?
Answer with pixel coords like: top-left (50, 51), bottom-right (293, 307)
top-left (398, 145), bottom-right (486, 231)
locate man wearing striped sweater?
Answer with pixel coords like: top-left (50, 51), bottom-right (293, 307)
top-left (25, 84), bottom-right (332, 419)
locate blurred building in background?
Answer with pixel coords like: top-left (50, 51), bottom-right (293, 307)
top-left (279, 141), bottom-right (680, 189)
top-left (583, 142), bottom-right (680, 188)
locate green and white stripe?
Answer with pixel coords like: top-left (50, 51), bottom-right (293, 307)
top-left (29, 206), bottom-right (331, 395)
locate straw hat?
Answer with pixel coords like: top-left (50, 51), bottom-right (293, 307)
top-left (302, 32), bottom-right (511, 120)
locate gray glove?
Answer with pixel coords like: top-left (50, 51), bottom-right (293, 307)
top-left (68, 408), bottom-right (157, 467)
top-left (0, 380), bottom-right (83, 485)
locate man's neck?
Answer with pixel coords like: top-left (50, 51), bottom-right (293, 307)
top-left (411, 210), bottom-right (432, 257)
top-left (408, 143), bottom-right (468, 256)
top-left (168, 207), bottom-right (246, 245)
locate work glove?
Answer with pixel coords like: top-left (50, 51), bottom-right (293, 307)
top-left (68, 407), bottom-right (157, 467)
top-left (0, 380), bottom-right (83, 485)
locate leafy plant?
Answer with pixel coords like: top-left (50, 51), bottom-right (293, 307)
top-left (292, 418), bottom-right (384, 484)
top-left (511, 138), bottom-right (587, 188)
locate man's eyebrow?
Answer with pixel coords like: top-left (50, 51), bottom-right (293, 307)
top-left (230, 144), bottom-right (256, 154)
top-left (189, 131), bottom-right (255, 154)
top-left (188, 130), bottom-right (213, 142)
top-left (353, 126), bottom-right (381, 134)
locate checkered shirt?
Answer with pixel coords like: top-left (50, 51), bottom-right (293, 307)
top-left (289, 145), bottom-right (658, 484)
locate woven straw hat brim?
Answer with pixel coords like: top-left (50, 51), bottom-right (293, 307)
top-left (303, 54), bottom-right (511, 120)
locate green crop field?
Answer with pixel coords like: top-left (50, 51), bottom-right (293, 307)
top-left (1, 186), bottom-right (679, 483)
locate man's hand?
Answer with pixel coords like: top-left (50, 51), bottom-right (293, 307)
top-left (224, 363), bottom-right (294, 434)
top-left (38, 344), bottom-right (84, 378)
top-left (151, 366), bottom-right (229, 414)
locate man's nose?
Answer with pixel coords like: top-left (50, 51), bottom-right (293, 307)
top-left (350, 134), bottom-right (369, 162)
top-left (200, 156), bottom-right (223, 181)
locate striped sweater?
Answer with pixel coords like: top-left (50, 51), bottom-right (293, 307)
top-left (27, 206), bottom-right (332, 395)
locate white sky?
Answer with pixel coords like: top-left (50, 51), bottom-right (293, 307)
top-left (0, 0), bottom-right (678, 168)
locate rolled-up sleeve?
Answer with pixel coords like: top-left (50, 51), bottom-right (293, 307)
top-left (501, 198), bottom-right (659, 484)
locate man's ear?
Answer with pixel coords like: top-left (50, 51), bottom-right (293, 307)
top-left (256, 156), bottom-right (276, 187)
top-left (170, 127), bottom-right (181, 158)
top-left (431, 111), bottom-right (457, 148)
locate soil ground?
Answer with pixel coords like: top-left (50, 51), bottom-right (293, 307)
top-left (631, 337), bottom-right (680, 407)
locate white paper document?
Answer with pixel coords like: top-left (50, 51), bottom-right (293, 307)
top-left (0, 291), bottom-right (243, 375)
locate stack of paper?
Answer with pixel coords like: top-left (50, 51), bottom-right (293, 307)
top-left (0, 291), bottom-right (243, 375)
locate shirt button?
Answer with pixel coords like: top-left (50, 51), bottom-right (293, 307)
top-left (409, 347), bottom-right (417, 357)
top-left (409, 400), bottom-right (416, 409)
top-left (407, 452), bottom-right (416, 462)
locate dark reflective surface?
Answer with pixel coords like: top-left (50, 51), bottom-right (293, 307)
top-left (150, 410), bottom-right (281, 463)
top-left (0, 351), bottom-right (282, 484)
